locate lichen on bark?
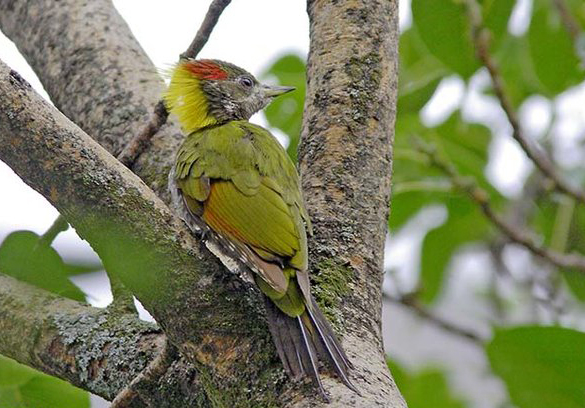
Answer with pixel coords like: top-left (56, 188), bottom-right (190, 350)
top-left (0, 0), bottom-right (404, 405)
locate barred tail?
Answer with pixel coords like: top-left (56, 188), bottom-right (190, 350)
top-left (264, 297), bottom-right (359, 401)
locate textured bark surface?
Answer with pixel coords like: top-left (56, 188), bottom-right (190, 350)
top-left (0, 60), bottom-right (286, 406)
top-left (297, 0), bottom-right (404, 406)
top-left (0, 274), bottom-right (209, 406)
top-left (0, 0), bottom-right (179, 198)
top-left (0, 0), bottom-right (403, 406)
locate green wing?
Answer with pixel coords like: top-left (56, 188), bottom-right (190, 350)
top-left (175, 121), bottom-right (310, 296)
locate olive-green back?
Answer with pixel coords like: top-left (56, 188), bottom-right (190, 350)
top-left (175, 120), bottom-right (311, 304)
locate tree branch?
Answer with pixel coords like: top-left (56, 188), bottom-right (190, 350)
top-left (116, 100), bottom-right (169, 170)
top-left (110, 339), bottom-right (178, 408)
top-left (0, 273), bottom-right (199, 404)
top-left (465, 0), bottom-right (585, 205)
top-left (0, 60), bottom-right (286, 405)
top-left (118, 0), bottom-right (233, 169)
top-left (414, 139), bottom-right (585, 271)
top-left (0, 0), bottom-right (403, 404)
top-left (0, 272), bottom-right (212, 407)
top-left (0, 0), bottom-right (179, 198)
top-left (382, 292), bottom-right (484, 345)
top-left (181, 0), bottom-right (233, 60)
top-left (551, 0), bottom-right (585, 66)
top-left (298, 0), bottom-right (405, 406)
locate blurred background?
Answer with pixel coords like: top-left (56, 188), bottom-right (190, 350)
top-left (1, 0), bottom-right (585, 407)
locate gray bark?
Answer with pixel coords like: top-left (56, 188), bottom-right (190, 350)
top-left (0, 58), bottom-right (283, 406)
top-left (296, 0), bottom-right (404, 406)
top-left (0, 274), bottom-right (207, 407)
top-left (0, 0), bottom-right (403, 406)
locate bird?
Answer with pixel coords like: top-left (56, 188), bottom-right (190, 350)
top-left (164, 59), bottom-right (358, 400)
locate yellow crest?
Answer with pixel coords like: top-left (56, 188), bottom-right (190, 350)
top-left (163, 60), bottom-right (220, 134)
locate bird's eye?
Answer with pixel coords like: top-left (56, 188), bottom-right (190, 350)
top-left (238, 76), bottom-right (254, 88)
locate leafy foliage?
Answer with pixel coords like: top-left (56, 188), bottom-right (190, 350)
top-left (0, 231), bottom-right (85, 301)
top-left (262, 54), bottom-right (306, 162)
top-left (411, 0), bottom-right (479, 78)
top-left (388, 359), bottom-right (467, 408)
top-left (392, 112), bottom-right (496, 302)
top-left (0, 356), bottom-right (89, 408)
top-left (398, 29), bottom-right (447, 113)
top-left (387, 0), bottom-right (585, 406)
top-left (487, 326), bottom-right (585, 408)
top-left (528, 0), bottom-right (585, 95)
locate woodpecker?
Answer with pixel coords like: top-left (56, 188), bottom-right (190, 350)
top-left (165, 59), bottom-right (358, 400)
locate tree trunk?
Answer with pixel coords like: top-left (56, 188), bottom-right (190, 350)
top-left (296, 0), bottom-right (403, 406)
top-left (0, 0), bottom-right (404, 406)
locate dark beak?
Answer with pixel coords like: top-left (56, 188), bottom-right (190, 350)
top-left (262, 84), bottom-right (296, 97)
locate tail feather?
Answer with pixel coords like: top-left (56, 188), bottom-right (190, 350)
top-left (297, 315), bottom-right (329, 401)
top-left (307, 297), bottom-right (352, 371)
top-left (305, 304), bottom-right (360, 394)
top-left (264, 296), bottom-right (359, 400)
top-left (264, 297), bottom-right (303, 377)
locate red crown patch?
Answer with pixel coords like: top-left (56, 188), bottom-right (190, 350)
top-left (184, 60), bottom-right (228, 80)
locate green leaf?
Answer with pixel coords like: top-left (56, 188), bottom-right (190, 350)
top-left (487, 326), bottom-right (585, 408)
top-left (412, 0), bottom-right (479, 79)
top-left (0, 356), bottom-right (36, 387)
top-left (392, 111), bottom-right (495, 225)
top-left (0, 356), bottom-right (89, 408)
top-left (0, 231), bottom-right (85, 301)
top-left (532, 194), bottom-right (585, 302)
top-left (491, 35), bottom-right (540, 107)
top-left (398, 29), bottom-right (448, 113)
top-left (564, 270), bottom-right (585, 302)
top-left (390, 186), bottom-right (453, 230)
top-left (429, 112), bottom-right (493, 188)
top-left (392, 112), bottom-right (499, 302)
top-left (262, 54), bottom-right (306, 162)
top-left (396, 111), bottom-right (493, 188)
top-left (482, 0), bottom-right (517, 49)
top-left (19, 376), bottom-right (89, 408)
top-left (387, 358), bottom-right (467, 408)
top-left (62, 260), bottom-right (104, 276)
top-left (420, 197), bottom-right (490, 303)
top-left (528, 0), bottom-right (585, 95)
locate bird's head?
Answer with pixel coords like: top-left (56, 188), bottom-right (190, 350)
top-left (164, 59), bottom-right (294, 133)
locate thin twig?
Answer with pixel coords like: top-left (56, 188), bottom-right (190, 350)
top-left (415, 139), bottom-right (585, 272)
top-left (551, 0), bottom-right (585, 63)
top-left (110, 338), bottom-right (178, 408)
top-left (552, 0), bottom-right (580, 38)
top-left (38, 214), bottom-right (69, 246)
top-left (105, 270), bottom-right (137, 316)
top-left (464, 0), bottom-right (585, 205)
top-left (383, 292), bottom-right (484, 344)
top-left (117, 100), bottom-right (168, 168)
top-left (181, 0), bottom-right (232, 60)
top-left (118, 0), bottom-right (232, 169)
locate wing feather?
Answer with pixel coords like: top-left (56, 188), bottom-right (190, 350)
top-left (174, 121), bottom-right (310, 294)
